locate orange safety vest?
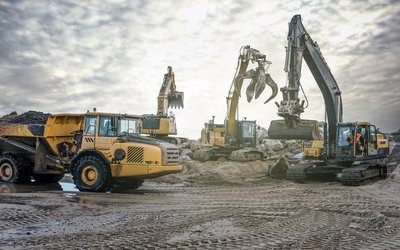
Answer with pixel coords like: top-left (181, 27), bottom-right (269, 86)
top-left (348, 132), bottom-right (361, 144)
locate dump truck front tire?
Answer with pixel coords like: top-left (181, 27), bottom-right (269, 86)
top-left (73, 156), bottom-right (110, 192)
top-left (0, 154), bottom-right (30, 183)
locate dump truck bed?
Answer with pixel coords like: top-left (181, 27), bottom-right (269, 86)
top-left (0, 123), bottom-right (45, 138)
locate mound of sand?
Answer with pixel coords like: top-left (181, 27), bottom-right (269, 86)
top-left (359, 145), bottom-right (400, 201)
top-left (155, 158), bottom-right (286, 185)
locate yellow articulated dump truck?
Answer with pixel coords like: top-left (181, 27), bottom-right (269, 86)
top-left (0, 111), bottom-right (182, 192)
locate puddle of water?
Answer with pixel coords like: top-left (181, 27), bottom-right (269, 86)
top-left (59, 182), bottom-right (79, 192)
top-left (0, 182), bottom-right (63, 193)
top-left (0, 180), bottom-right (179, 194)
top-left (0, 181), bottom-right (79, 193)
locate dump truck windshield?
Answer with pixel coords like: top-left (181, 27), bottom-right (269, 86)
top-left (119, 118), bottom-right (139, 135)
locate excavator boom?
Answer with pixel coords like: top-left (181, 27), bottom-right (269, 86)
top-left (226, 45), bottom-right (278, 145)
top-left (269, 15), bottom-right (342, 155)
top-left (142, 66), bottom-right (184, 137)
top-left (157, 66), bottom-right (184, 116)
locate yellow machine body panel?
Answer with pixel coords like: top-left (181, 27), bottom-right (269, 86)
top-left (303, 139), bottom-right (324, 158)
top-left (99, 141), bottom-right (183, 178)
top-left (377, 134), bottom-right (389, 149)
top-left (110, 163), bottom-right (182, 178)
top-left (0, 124), bottom-right (41, 138)
top-left (141, 117), bottom-right (177, 136)
top-left (201, 126), bottom-right (225, 147)
top-left (43, 114), bottom-right (83, 156)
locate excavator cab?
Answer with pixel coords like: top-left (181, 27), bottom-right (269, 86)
top-left (236, 120), bottom-right (257, 147)
top-left (335, 122), bottom-right (389, 162)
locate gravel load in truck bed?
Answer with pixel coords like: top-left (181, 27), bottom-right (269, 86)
top-left (0, 111), bottom-right (51, 125)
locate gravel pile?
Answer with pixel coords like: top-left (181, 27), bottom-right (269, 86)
top-left (0, 111), bottom-right (51, 124)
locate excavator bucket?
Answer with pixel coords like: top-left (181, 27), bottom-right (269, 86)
top-left (268, 119), bottom-right (321, 140)
top-left (168, 91), bottom-right (184, 109)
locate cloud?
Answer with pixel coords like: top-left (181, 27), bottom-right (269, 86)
top-left (0, 0), bottom-right (399, 138)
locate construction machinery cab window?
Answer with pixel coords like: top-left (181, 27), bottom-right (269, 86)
top-left (99, 116), bottom-right (117, 137)
top-left (338, 126), bottom-right (352, 147)
top-left (85, 115), bottom-right (97, 135)
top-left (238, 121), bottom-right (257, 147)
top-left (119, 117), bottom-right (139, 135)
top-left (242, 122), bottom-right (255, 138)
top-left (368, 125), bottom-right (376, 144)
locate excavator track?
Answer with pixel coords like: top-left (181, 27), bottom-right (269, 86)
top-left (341, 162), bottom-right (385, 186)
top-left (286, 163), bottom-right (315, 183)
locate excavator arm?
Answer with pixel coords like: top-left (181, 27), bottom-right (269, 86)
top-left (269, 15), bottom-right (343, 156)
top-left (157, 66), bottom-right (184, 117)
top-left (142, 66), bottom-right (184, 136)
top-left (225, 45), bottom-right (278, 146)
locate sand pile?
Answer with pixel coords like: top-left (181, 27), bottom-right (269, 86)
top-left (359, 145), bottom-right (400, 201)
top-left (155, 159), bottom-right (284, 185)
top-left (158, 132), bottom-right (300, 185)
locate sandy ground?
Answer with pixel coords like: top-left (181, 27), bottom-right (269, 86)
top-left (0, 162), bottom-right (399, 249)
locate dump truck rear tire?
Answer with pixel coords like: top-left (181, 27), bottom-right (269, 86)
top-left (0, 154), bottom-right (30, 183)
top-left (73, 156), bottom-right (110, 192)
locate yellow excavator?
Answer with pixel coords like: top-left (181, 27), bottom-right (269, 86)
top-left (141, 66), bottom-right (187, 145)
top-left (268, 15), bottom-right (389, 185)
top-left (194, 45), bottom-right (278, 161)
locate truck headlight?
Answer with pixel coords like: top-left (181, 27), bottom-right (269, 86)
top-left (114, 149), bottom-right (126, 161)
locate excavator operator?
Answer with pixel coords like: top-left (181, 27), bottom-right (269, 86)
top-left (347, 129), bottom-right (364, 154)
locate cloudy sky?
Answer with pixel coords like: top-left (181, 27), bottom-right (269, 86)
top-left (0, 0), bottom-right (399, 138)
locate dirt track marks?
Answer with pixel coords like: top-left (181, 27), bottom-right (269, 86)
top-left (0, 181), bottom-right (399, 249)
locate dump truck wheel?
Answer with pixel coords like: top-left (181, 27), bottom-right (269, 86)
top-left (0, 154), bottom-right (30, 183)
top-left (73, 156), bottom-right (110, 192)
top-left (33, 174), bottom-right (64, 183)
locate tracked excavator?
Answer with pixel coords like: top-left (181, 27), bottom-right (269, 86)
top-left (141, 66), bottom-right (187, 145)
top-left (268, 15), bottom-right (389, 185)
top-left (194, 45), bottom-right (278, 161)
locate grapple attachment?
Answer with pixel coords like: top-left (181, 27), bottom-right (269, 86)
top-left (264, 73), bottom-right (278, 104)
top-left (268, 119), bottom-right (321, 140)
top-left (236, 68), bottom-right (278, 104)
top-left (168, 91), bottom-right (184, 109)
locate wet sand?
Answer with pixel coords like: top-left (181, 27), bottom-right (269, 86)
top-left (1, 173), bottom-right (399, 249)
